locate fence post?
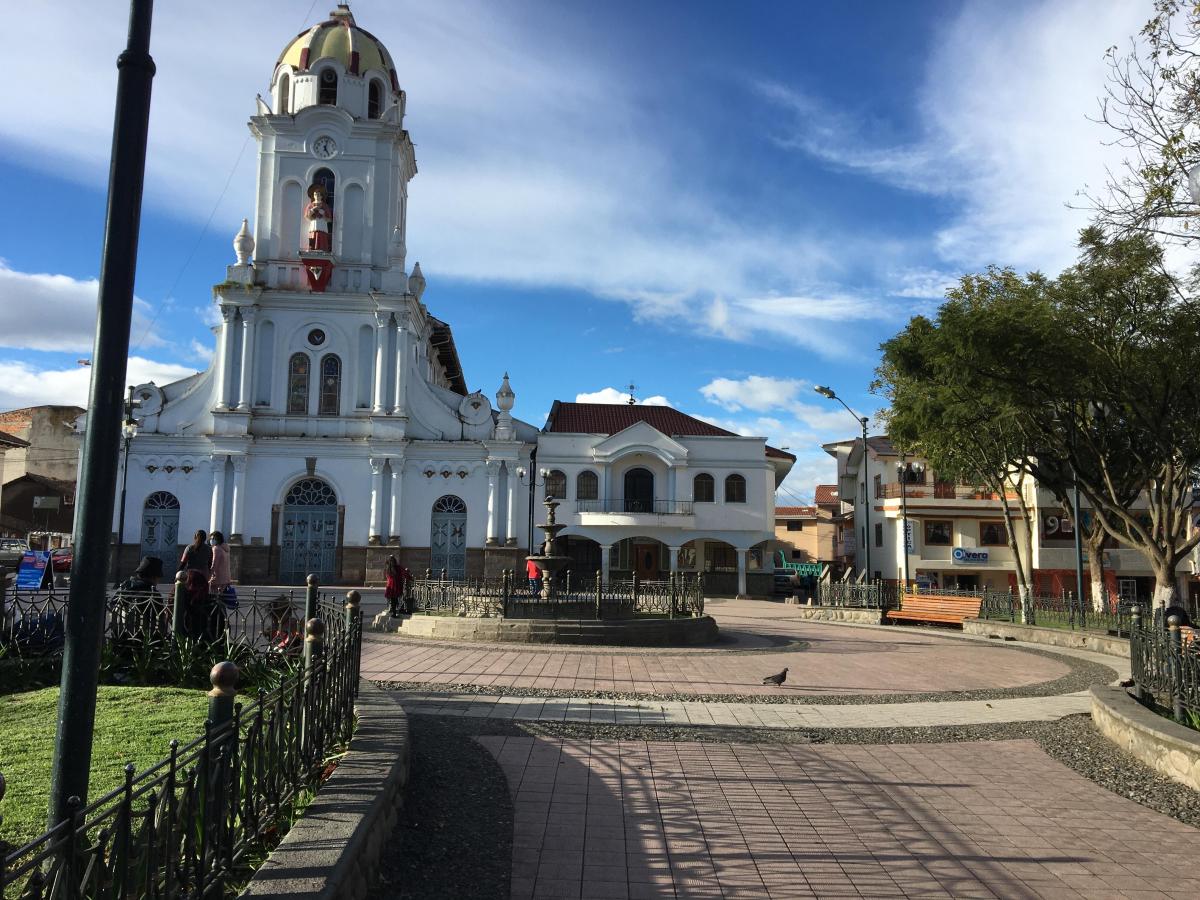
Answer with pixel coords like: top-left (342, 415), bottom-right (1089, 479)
top-left (345, 590), bottom-right (361, 696)
top-left (502, 569), bottom-right (510, 618)
top-left (301, 617), bottom-right (325, 764)
top-left (304, 573), bottom-right (318, 625)
top-left (205, 660), bottom-right (238, 895)
top-left (1168, 614), bottom-right (1185, 722)
top-left (669, 572), bottom-right (676, 619)
top-left (632, 572), bottom-right (640, 610)
top-left (1129, 604), bottom-right (1143, 701)
top-left (595, 569), bottom-right (603, 620)
top-left (172, 568), bottom-right (187, 638)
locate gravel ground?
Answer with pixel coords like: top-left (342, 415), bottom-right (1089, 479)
top-left (373, 643), bottom-right (1116, 705)
top-left (374, 716), bottom-right (513, 900)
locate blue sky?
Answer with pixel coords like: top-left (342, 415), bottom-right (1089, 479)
top-left (0, 1), bottom-right (1148, 500)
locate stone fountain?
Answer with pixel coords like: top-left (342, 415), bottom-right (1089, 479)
top-left (526, 494), bottom-right (571, 600)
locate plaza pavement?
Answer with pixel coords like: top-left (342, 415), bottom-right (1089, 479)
top-left (369, 599), bottom-right (1197, 899)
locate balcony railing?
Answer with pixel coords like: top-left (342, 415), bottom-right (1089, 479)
top-left (577, 499), bottom-right (695, 515)
top-left (875, 481), bottom-right (1007, 500)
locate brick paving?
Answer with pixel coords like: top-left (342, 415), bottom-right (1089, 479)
top-left (362, 615), bottom-right (1072, 697)
top-left (482, 736), bottom-right (1200, 899)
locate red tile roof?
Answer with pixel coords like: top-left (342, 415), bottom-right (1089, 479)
top-left (814, 484), bottom-right (838, 505)
top-left (775, 505), bottom-right (817, 517)
top-left (545, 402), bottom-right (796, 460)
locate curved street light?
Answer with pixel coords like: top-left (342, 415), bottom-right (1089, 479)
top-left (815, 386), bottom-right (872, 581)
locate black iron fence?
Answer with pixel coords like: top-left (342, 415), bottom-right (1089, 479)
top-left (404, 570), bottom-right (705, 620)
top-left (975, 589), bottom-right (1137, 635)
top-left (1129, 609), bottom-right (1200, 727)
top-left (1, 587), bottom-right (362, 898)
top-left (815, 580), bottom-right (898, 610)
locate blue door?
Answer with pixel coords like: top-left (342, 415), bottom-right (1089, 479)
top-left (430, 495), bottom-right (467, 580)
top-left (140, 491), bottom-right (180, 563)
top-left (280, 478), bottom-right (339, 584)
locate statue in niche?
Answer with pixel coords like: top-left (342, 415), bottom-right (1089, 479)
top-left (304, 183), bottom-right (333, 252)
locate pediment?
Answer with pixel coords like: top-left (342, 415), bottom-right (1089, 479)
top-left (591, 421), bottom-right (688, 464)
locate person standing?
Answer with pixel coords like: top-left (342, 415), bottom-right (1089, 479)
top-left (384, 554), bottom-right (405, 616)
top-left (209, 531), bottom-right (233, 638)
top-left (180, 529), bottom-right (213, 576)
top-left (526, 558), bottom-right (542, 597)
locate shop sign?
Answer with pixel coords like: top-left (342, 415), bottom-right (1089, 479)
top-left (952, 547), bottom-right (989, 564)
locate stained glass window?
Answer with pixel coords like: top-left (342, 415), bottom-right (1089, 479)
top-left (287, 353), bottom-right (309, 414)
top-left (318, 354), bottom-right (341, 416)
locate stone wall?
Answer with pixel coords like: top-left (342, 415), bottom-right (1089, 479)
top-left (1090, 685), bottom-right (1200, 791)
top-left (963, 618), bottom-right (1130, 658)
top-left (240, 685), bottom-right (410, 899)
top-left (780, 602), bottom-right (885, 625)
top-left (386, 614), bottom-right (719, 646)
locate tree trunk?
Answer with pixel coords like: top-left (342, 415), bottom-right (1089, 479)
top-left (1086, 533), bottom-right (1106, 614)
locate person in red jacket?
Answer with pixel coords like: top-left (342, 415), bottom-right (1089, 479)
top-left (526, 558), bottom-right (542, 597)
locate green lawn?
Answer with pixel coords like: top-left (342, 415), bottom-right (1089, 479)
top-left (0, 686), bottom-right (208, 852)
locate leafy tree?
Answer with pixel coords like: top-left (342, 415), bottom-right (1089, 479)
top-left (877, 230), bottom-right (1200, 612)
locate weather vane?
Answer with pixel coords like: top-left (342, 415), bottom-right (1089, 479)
top-left (626, 382), bottom-right (637, 405)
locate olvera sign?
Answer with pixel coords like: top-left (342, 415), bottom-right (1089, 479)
top-left (952, 547), bottom-right (989, 565)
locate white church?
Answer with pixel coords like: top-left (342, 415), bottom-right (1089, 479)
top-left (106, 6), bottom-right (792, 593)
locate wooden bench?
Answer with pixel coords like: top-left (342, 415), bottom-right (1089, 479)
top-left (886, 593), bottom-right (982, 626)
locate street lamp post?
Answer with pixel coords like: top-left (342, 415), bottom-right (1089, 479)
top-left (815, 386), bottom-right (872, 582)
top-left (897, 458), bottom-right (911, 588)
top-left (112, 385), bottom-right (139, 586)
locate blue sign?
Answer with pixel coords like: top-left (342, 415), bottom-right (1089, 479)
top-left (952, 547), bottom-right (989, 565)
top-left (15, 550), bottom-right (52, 590)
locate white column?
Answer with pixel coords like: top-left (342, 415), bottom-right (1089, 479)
top-left (209, 454), bottom-right (228, 533)
top-left (668, 467), bottom-right (677, 505)
top-left (485, 460), bottom-right (501, 545)
top-left (736, 547), bottom-right (748, 597)
top-left (369, 457), bottom-right (385, 543)
top-left (600, 544), bottom-right (612, 585)
top-left (505, 463), bottom-right (519, 545)
top-left (229, 455), bottom-right (248, 539)
top-left (388, 458), bottom-right (404, 543)
top-left (371, 311), bottom-right (389, 414)
top-left (213, 305), bottom-right (237, 410)
top-left (669, 545), bottom-right (680, 573)
top-left (600, 465), bottom-right (609, 506)
top-left (235, 306), bottom-right (258, 411)
top-left (391, 324), bottom-right (408, 416)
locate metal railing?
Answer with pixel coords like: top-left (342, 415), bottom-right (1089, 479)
top-left (405, 570), bottom-right (705, 620)
top-left (576, 499), bottom-right (695, 515)
top-left (1129, 609), bottom-right (1200, 726)
top-left (1, 588), bottom-right (362, 898)
top-left (874, 481), bottom-right (1012, 500)
top-left (975, 588), bottom-right (1136, 635)
top-left (816, 580), bottom-right (897, 610)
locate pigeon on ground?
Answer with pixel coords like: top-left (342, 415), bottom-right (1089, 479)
top-left (762, 668), bottom-right (788, 686)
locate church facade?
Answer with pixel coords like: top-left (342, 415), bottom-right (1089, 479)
top-left (102, 6), bottom-right (791, 590)
top-left (109, 6), bottom-right (537, 585)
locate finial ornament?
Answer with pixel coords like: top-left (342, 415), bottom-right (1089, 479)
top-left (233, 218), bottom-right (254, 266)
top-left (408, 261), bottom-right (426, 299)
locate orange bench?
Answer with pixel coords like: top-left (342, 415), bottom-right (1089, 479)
top-left (887, 593), bottom-right (982, 626)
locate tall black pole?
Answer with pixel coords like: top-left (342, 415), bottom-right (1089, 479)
top-left (47, 0), bottom-right (155, 828)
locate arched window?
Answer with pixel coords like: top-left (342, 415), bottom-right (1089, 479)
top-left (318, 67), bottom-right (338, 105)
top-left (694, 473), bottom-right (715, 503)
top-left (287, 352), bottom-right (310, 414)
top-left (545, 469), bottom-right (567, 500)
top-left (623, 467), bottom-right (654, 512)
top-left (278, 72), bottom-right (290, 114)
top-left (576, 470), bottom-right (598, 501)
top-left (725, 473), bottom-right (747, 503)
top-left (367, 79), bottom-right (383, 118)
top-left (318, 354), bottom-right (341, 415)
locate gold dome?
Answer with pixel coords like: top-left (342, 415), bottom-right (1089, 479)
top-left (277, 4), bottom-right (398, 89)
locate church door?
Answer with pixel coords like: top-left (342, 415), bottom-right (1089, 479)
top-left (430, 495), bottom-right (467, 580)
top-left (280, 478), bottom-right (339, 584)
top-left (623, 467), bottom-right (654, 513)
top-left (140, 491), bottom-right (180, 562)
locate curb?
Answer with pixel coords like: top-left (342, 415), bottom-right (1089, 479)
top-left (240, 684), bottom-right (410, 899)
top-left (963, 618), bottom-right (1130, 658)
top-left (1089, 685), bottom-right (1200, 791)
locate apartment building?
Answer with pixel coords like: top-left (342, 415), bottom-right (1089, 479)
top-left (822, 435), bottom-right (1197, 605)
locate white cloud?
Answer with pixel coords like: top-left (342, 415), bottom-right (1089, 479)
top-left (0, 261), bottom-right (164, 352)
top-left (0, 2), bottom-right (902, 358)
top-left (701, 376), bottom-right (807, 413)
top-left (0, 357), bottom-right (199, 410)
top-left (574, 387), bottom-right (671, 407)
top-left (756, 1), bottom-right (1150, 276)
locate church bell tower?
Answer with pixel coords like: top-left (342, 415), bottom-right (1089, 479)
top-left (249, 4), bottom-right (416, 294)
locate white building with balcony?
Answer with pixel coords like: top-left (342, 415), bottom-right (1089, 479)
top-left (824, 434), bottom-right (1197, 606)
top-left (535, 403), bottom-right (795, 596)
